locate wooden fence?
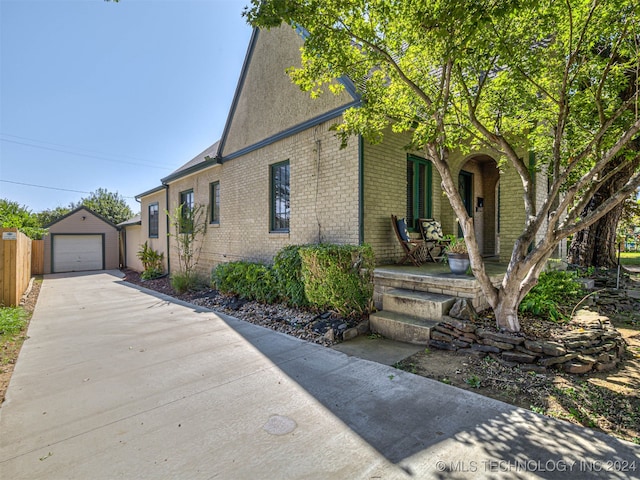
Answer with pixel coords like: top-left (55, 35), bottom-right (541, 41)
top-left (0, 228), bottom-right (32, 307)
top-left (31, 239), bottom-right (44, 275)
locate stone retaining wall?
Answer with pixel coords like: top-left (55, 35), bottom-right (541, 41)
top-left (429, 310), bottom-right (626, 373)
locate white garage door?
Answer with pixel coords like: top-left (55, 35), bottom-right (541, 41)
top-left (53, 235), bottom-right (103, 273)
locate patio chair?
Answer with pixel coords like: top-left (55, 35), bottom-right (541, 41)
top-left (417, 218), bottom-right (451, 262)
top-left (391, 215), bottom-right (426, 266)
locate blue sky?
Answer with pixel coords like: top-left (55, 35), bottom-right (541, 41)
top-left (0, 0), bottom-right (253, 214)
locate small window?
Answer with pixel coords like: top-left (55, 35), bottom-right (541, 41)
top-left (210, 181), bottom-right (220, 224)
top-left (148, 203), bottom-right (159, 238)
top-left (179, 189), bottom-right (194, 233)
top-left (270, 160), bottom-right (290, 232)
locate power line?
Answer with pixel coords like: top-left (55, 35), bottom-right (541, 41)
top-left (0, 179), bottom-right (136, 199)
top-left (0, 135), bottom-right (174, 171)
top-left (0, 133), bottom-right (161, 165)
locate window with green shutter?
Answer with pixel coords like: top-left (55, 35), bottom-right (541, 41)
top-left (406, 155), bottom-right (432, 230)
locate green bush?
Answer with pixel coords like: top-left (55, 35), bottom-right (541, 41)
top-left (212, 243), bottom-right (375, 316)
top-left (0, 307), bottom-right (28, 336)
top-left (137, 242), bottom-right (164, 280)
top-left (273, 245), bottom-right (309, 307)
top-left (299, 243), bottom-right (375, 317)
top-left (519, 270), bottom-right (584, 322)
top-left (171, 271), bottom-right (207, 294)
top-left (212, 261), bottom-right (278, 303)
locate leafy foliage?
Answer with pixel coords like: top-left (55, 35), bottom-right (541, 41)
top-left (170, 271), bottom-right (207, 295)
top-left (246, 0), bottom-right (640, 332)
top-left (273, 245), bottom-right (309, 307)
top-left (71, 188), bottom-right (134, 225)
top-left (0, 306), bottom-right (28, 336)
top-left (36, 206), bottom-right (71, 227)
top-left (519, 271), bottom-right (584, 322)
top-left (167, 203), bottom-right (207, 278)
top-left (212, 261), bottom-right (279, 303)
top-left (136, 241), bottom-right (164, 280)
top-left (0, 199), bottom-right (47, 239)
top-left (299, 243), bottom-right (374, 317)
top-left (212, 244), bottom-right (374, 314)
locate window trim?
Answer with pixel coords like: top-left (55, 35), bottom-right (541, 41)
top-left (210, 181), bottom-right (220, 225)
top-left (179, 189), bottom-right (194, 233)
top-left (270, 160), bottom-right (290, 233)
top-left (148, 202), bottom-right (159, 238)
top-left (406, 154), bottom-right (433, 230)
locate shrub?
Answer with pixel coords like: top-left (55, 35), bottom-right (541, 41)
top-left (171, 271), bottom-right (207, 294)
top-left (519, 270), bottom-right (584, 322)
top-left (137, 242), bottom-right (164, 280)
top-left (212, 244), bottom-right (375, 316)
top-left (212, 261), bottom-right (278, 303)
top-left (273, 245), bottom-right (308, 307)
top-left (299, 244), bottom-right (374, 317)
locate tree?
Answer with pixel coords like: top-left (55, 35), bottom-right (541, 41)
top-left (568, 157), bottom-right (640, 267)
top-left (0, 199), bottom-right (47, 239)
top-left (167, 203), bottom-right (208, 290)
top-left (71, 188), bottom-right (134, 225)
top-left (246, 0), bottom-right (640, 332)
top-left (37, 206), bottom-right (71, 227)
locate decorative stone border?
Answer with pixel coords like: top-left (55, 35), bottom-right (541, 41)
top-left (429, 309), bottom-right (626, 373)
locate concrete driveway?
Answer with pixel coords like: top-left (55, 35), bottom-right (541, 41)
top-left (1, 271), bottom-right (638, 479)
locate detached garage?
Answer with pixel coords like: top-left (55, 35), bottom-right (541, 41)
top-left (43, 206), bottom-right (120, 274)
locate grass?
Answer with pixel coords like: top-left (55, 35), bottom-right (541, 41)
top-left (1, 278), bottom-right (41, 404)
top-left (0, 307), bottom-right (28, 337)
top-left (0, 307), bottom-right (29, 366)
top-left (619, 251), bottom-right (640, 265)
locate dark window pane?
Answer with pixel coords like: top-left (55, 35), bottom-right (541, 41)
top-left (271, 161), bottom-right (290, 232)
top-left (149, 203), bottom-right (159, 237)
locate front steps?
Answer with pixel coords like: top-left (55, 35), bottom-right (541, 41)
top-left (369, 289), bottom-right (456, 345)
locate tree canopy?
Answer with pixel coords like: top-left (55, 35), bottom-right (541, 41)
top-left (246, 0), bottom-right (640, 332)
top-left (0, 199), bottom-right (47, 239)
top-left (70, 188), bottom-right (134, 225)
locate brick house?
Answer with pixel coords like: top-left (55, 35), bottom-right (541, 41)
top-left (128, 24), bottom-right (557, 277)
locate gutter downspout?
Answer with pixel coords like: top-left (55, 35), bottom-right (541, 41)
top-left (164, 184), bottom-right (170, 275)
top-left (358, 135), bottom-right (364, 245)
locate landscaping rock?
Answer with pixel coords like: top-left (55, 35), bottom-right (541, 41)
top-left (477, 329), bottom-right (525, 345)
top-left (563, 362), bottom-right (593, 374)
top-left (540, 341), bottom-right (567, 357)
top-left (501, 351), bottom-right (537, 364)
top-left (448, 299), bottom-right (478, 321)
top-left (442, 316), bottom-right (476, 333)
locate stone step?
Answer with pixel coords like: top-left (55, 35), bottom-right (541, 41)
top-left (382, 289), bottom-right (456, 321)
top-left (369, 310), bottom-right (438, 345)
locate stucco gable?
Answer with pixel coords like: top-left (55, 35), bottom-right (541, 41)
top-left (45, 206), bottom-right (118, 230)
top-left (219, 24), bottom-right (357, 159)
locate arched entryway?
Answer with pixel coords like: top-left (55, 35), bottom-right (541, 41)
top-left (458, 155), bottom-right (500, 257)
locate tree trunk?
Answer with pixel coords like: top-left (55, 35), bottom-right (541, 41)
top-left (494, 298), bottom-right (521, 333)
top-left (568, 157), bottom-right (638, 268)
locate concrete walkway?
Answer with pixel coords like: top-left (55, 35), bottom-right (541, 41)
top-left (1, 271), bottom-right (638, 479)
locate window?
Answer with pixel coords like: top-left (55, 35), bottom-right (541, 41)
top-left (406, 155), bottom-right (432, 229)
top-left (210, 181), bottom-right (220, 224)
top-left (270, 160), bottom-right (290, 232)
top-left (179, 189), bottom-right (194, 233)
top-left (148, 203), bottom-right (159, 238)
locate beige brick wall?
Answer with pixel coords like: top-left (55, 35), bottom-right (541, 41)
top-left (166, 119), bottom-right (360, 276)
top-left (362, 129), bottom-right (530, 264)
top-left (138, 189), bottom-right (169, 273)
